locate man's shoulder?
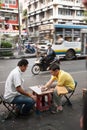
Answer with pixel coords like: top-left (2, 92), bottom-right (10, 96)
top-left (59, 70), bottom-right (68, 76)
top-left (11, 67), bottom-right (20, 75)
top-left (60, 70), bottom-right (71, 77)
top-left (52, 50), bottom-right (56, 56)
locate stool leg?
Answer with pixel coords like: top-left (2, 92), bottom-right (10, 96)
top-left (48, 94), bottom-right (52, 107)
top-left (64, 95), bottom-right (72, 106)
top-left (42, 96), bottom-right (45, 106)
top-left (36, 96), bottom-right (41, 115)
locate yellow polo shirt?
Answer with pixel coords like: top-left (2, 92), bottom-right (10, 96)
top-left (51, 70), bottom-right (75, 90)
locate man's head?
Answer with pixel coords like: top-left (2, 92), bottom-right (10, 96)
top-left (82, 0), bottom-right (87, 8)
top-left (47, 42), bottom-right (52, 48)
top-left (17, 59), bottom-right (29, 72)
top-left (48, 63), bottom-right (60, 76)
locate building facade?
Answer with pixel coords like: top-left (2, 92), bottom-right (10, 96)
top-left (0, 0), bottom-right (19, 35)
top-left (23, 0), bottom-right (86, 42)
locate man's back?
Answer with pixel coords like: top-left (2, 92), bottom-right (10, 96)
top-left (4, 67), bottom-right (21, 102)
top-left (52, 70), bottom-right (75, 90)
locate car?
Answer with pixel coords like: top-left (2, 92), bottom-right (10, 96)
top-left (37, 42), bottom-right (48, 53)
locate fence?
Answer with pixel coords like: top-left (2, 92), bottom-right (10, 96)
top-left (0, 48), bottom-right (13, 57)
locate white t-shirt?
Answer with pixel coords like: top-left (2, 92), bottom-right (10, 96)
top-left (4, 66), bottom-right (24, 102)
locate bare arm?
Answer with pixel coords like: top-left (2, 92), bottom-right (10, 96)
top-left (16, 86), bottom-right (36, 101)
top-left (41, 78), bottom-right (54, 91)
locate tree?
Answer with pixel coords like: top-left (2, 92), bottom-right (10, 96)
top-left (0, 0), bottom-right (2, 9)
top-left (84, 10), bottom-right (87, 23)
top-left (22, 9), bottom-right (29, 37)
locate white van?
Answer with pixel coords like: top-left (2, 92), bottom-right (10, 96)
top-left (37, 40), bottom-right (81, 60)
top-left (52, 40), bottom-right (81, 60)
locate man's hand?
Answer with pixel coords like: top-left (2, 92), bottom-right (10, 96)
top-left (41, 86), bottom-right (48, 92)
top-left (31, 95), bottom-right (37, 101)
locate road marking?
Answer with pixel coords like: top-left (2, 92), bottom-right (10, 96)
top-left (70, 70), bottom-right (87, 74)
top-left (0, 81), bottom-right (5, 84)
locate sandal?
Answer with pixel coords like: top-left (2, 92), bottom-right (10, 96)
top-left (50, 105), bottom-right (57, 114)
top-left (56, 106), bottom-right (63, 113)
top-left (56, 108), bottom-right (63, 113)
top-left (50, 109), bottom-right (57, 114)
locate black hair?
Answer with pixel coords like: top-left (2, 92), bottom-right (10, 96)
top-left (59, 35), bottom-right (63, 37)
top-left (49, 63), bottom-right (60, 71)
top-left (17, 59), bottom-right (29, 66)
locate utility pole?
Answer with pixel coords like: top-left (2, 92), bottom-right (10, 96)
top-left (18, 0), bottom-right (24, 55)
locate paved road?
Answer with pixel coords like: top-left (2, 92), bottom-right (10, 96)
top-left (0, 59), bottom-right (86, 130)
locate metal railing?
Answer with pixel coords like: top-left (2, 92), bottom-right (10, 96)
top-left (0, 48), bottom-right (13, 57)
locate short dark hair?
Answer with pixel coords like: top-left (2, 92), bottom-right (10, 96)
top-left (48, 63), bottom-right (60, 71)
top-left (17, 59), bottom-right (29, 66)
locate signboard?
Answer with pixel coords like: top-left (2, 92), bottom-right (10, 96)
top-left (0, 29), bottom-right (26, 36)
top-left (39, 24), bottom-right (54, 31)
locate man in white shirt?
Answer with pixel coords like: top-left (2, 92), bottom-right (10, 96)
top-left (4, 59), bottom-right (36, 116)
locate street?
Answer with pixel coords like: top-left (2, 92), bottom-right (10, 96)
top-left (0, 58), bottom-right (87, 130)
top-left (0, 58), bottom-right (86, 94)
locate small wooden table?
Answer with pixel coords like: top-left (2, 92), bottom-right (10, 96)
top-left (29, 86), bottom-right (54, 112)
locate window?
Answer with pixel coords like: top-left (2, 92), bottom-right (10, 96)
top-left (10, 14), bottom-right (17, 20)
top-left (13, 0), bottom-right (16, 5)
top-left (1, 0), bottom-right (4, 3)
top-left (76, 11), bottom-right (84, 16)
top-left (9, 0), bottom-right (12, 4)
top-left (34, 2), bottom-right (38, 9)
top-left (5, 0), bottom-right (8, 3)
top-left (40, 12), bottom-right (45, 19)
top-left (58, 8), bottom-right (73, 16)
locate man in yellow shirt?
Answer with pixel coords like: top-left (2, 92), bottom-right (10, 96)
top-left (41, 63), bottom-right (75, 113)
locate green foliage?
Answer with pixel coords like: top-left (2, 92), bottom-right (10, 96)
top-left (0, 51), bottom-right (13, 57)
top-left (0, 41), bottom-right (13, 57)
top-left (23, 9), bottom-right (27, 19)
top-left (83, 11), bottom-right (87, 23)
top-left (1, 41), bottom-right (12, 48)
top-left (0, 3), bottom-right (1, 9)
top-left (23, 9), bottom-right (27, 16)
top-left (84, 11), bottom-right (87, 16)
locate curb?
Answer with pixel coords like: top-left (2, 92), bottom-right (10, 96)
top-left (0, 54), bottom-right (36, 60)
top-left (0, 55), bottom-right (86, 60)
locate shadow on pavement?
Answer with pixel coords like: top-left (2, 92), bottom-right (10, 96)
top-left (0, 94), bottom-right (83, 130)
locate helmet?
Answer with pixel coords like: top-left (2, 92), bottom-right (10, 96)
top-left (47, 42), bottom-right (52, 47)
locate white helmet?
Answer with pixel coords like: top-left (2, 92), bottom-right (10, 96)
top-left (47, 42), bottom-right (52, 47)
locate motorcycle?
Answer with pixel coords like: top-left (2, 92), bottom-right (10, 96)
top-left (31, 55), bottom-right (60, 75)
top-left (25, 44), bottom-right (36, 54)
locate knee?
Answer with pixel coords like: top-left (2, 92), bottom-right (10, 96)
top-left (30, 98), bottom-right (36, 105)
top-left (53, 89), bottom-right (57, 95)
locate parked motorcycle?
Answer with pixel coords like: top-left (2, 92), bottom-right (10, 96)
top-left (25, 47), bottom-right (35, 54)
top-left (25, 44), bottom-right (36, 54)
top-left (31, 55), bottom-right (60, 75)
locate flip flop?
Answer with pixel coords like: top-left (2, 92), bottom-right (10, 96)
top-left (50, 109), bottom-right (57, 114)
top-left (56, 108), bottom-right (63, 113)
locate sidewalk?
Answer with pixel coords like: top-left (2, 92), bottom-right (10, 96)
top-left (13, 50), bottom-right (36, 59)
top-left (0, 91), bottom-right (83, 130)
top-left (0, 49), bottom-right (86, 60)
top-left (0, 49), bottom-right (36, 60)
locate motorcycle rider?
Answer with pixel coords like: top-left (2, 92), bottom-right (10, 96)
top-left (45, 42), bottom-right (56, 63)
top-left (31, 43), bottom-right (59, 75)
